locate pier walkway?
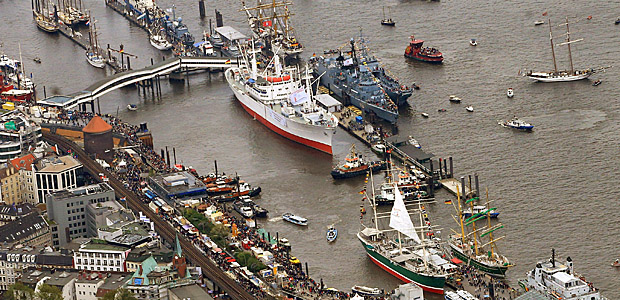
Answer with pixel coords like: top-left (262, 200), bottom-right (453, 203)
top-left (38, 56), bottom-right (238, 109)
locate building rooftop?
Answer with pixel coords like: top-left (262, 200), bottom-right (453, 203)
top-left (21, 268), bottom-right (79, 288)
top-left (80, 239), bottom-right (130, 252)
top-left (10, 153), bottom-right (36, 171)
top-left (82, 115), bottom-right (112, 134)
top-left (0, 202), bottom-right (34, 217)
top-left (169, 284), bottom-right (214, 300)
top-left (35, 155), bottom-right (81, 173)
top-left (126, 245), bottom-right (173, 264)
top-left (99, 273), bottom-right (131, 291)
top-left (0, 213), bottom-right (48, 245)
top-left (149, 171), bottom-right (206, 200)
top-left (49, 182), bottom-right (113, 200)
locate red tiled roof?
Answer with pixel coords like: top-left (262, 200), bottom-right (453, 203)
top-left (9, 153), bottom-right (36, 171)
top-left (82, 116), bottom-right (112, 133)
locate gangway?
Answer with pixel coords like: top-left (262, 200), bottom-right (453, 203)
top-left (38, 56), bottom-right (239, 109)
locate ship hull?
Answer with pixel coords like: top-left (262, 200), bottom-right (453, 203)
top-left (405, 53), bottom-right (444, 64)
top-left (226, 69), bottom-right (335, 154)
top-left (528, 72), bottom-right (591, 82)
top-left (449, 243), bottom-right (508, 277)
top-left (358, 234), bottom-right (445, 294)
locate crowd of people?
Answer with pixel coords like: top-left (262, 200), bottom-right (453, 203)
top-left (455, 265), bottom-right (520, 300)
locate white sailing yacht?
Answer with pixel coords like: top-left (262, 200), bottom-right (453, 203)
top-left (85, 16), bottom-right (106, 69)
top-left (524, 16), bottom-right (593, 82)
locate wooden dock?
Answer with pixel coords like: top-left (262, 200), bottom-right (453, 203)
top-left (438, 178), bottom-right (472, 198)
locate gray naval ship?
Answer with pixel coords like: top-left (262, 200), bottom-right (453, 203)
top-left (355, 36), bottom-right (412, 107)
top-left (313, 39), bottom-right (399, 123)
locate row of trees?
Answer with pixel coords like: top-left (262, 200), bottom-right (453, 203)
top-left (4, 283), bottom-right (136, 300)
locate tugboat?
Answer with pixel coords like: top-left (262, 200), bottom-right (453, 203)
top-left (331, 144), bottom-right (386, 179)
top-left (521, 249), bottom-right (607, 300)
top-left (355, 35), bottom-right (412, 106)
top-left (499, 117), bottom-right (534, 131)
top-left (404, 35), bottom-right (443, 64)
top-left (313, 39), bottom-right (400, 123)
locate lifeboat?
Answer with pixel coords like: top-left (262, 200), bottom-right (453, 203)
top-left (266, 75), bottom-right (291, 82)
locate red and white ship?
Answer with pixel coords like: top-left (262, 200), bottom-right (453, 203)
top-left (225, 45), bottom-right (338, 154)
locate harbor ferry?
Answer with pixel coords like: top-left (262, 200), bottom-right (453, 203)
top-left (448, 188), bottom-right (513, 277)
top-left (225, 42), bottom-right (338, 154)
top-left (358, 170), bottom-right (455, 294)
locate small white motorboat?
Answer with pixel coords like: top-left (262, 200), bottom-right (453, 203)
top-left (612, 259), bottom-right (620, 267)
top-left (85, 51), bottom-right (106, 69)
top-left (408, 136), bottom-right (421, 149)
top-left (421, 112), bottom-right (429, 118)
top-left (326, 226), bottom-right (338, 242)
top-left (506, 88), bottom-right (514, 98)
top-left (150, 34), bottom-right (173, 51)
top-left (534, 20), bottom-right (545, 26)
top-left (127, 104), bottom-right (138, 111)
top-left (469, 38), bottom-right (477, 46)
top-left (351, 285), bottom-right (383, 296)
top-left (499, 117), bottom-right (534, 131)
top-left (465, 105), bottom-right (474, 112)
top-left (449, 95), bottom-right (462, 103)
top-left (282, 213), bottom-right (308, 226)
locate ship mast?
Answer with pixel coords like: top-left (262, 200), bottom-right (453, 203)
top-left (469, 195), bottom-right (479, 256)
top-left (369, 167), bottom-right (378, 232)
top-left (563, 16), bottom-right (575, 74)
top-left (456, 187), bottom-right (466, 245)
top-left (486, 188), bottom-right (494, 257)
top-left (548, 18), bottom-right (558, 74)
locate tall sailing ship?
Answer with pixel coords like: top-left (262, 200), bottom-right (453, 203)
top-left (357, 171), bottom-right (455, 294)
top-left (448, 188), bottom-right (513, 277)
top-left (225, 42), bottom-right (338, 154)
top-left (240, 0), bottom-right (303, 57)
top-left (85, 16), bottom-right (106, 69)
top-left (523, 16), bottom-right (593, 82)
top-left (33, 0), bottom-right (60, 33)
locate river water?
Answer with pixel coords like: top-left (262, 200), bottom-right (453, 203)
top-left (2, 0), bottom-right (619, 298)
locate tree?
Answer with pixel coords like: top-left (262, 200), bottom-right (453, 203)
top-left (102, 288), bottom-right (137, 300)
top-left (6, 282), bottom-right (34, 300)
top-left (35, 284), bottom-right (62, 300)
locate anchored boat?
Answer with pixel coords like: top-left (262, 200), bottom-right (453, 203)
top-left (358, 174), bottom-right (454, 294)
top-left (313, 39), bottom-right (399, 123)
top-left (449, 189), bottom-right (513, 277)
top-left (520, 249), bottom-right (608, 300)
top-left (225, 42), bottom-right (338, 154)
top-left (331, 144), bottom-right (386, 179)
top-left (351, 285), bottom-right (382, 296)
top-left (85, 16), bottom-right (106, 69)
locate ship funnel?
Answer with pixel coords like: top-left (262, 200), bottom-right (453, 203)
top-left (566, 256), bottom-right (573, 274)
top-left (551, 248), bottom-right (555, 267)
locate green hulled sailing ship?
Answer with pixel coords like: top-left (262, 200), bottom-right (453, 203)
top-left (448, 187), bottom-right (513, 277)
top-left (357, 170), bottom-right (455, 294)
